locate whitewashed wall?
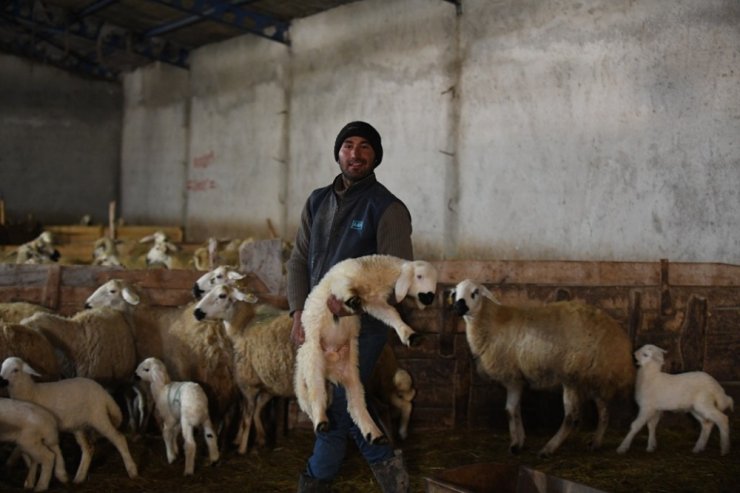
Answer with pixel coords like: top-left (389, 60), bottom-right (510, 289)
top-left (120, 0), bottom-right (740, 264)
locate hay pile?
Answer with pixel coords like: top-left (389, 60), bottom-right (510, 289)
top-left (1, 414), bottom-right (738, 492)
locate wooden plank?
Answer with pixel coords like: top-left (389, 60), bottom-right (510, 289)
top-left (45, 225), bottom-right (104, 244)
top-left (108, 225), bottom-right (184, 242)
top-left (41, 264), bottom-right (61, 310)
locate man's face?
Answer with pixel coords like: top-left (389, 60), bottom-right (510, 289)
top-left (338, 136), bottom-right (375, 183)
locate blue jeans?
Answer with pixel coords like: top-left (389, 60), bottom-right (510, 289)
top-left (305, 315), bottom-right (393, 481)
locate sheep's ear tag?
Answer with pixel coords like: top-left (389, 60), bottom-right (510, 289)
top-left (123, 287), bottom-right (140, 306)
top-left (234, 289), bottom-right (258, 304)
top-left (22, 362), bottom-right (41, 377)
top-left (395, 263), bottom-right (414, 303)
top-left (227, 271), bottom-right (246, 281)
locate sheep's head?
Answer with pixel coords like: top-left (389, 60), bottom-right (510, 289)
top-left (634, 344), bottom-right (666, 368)
top-left (395, 260), bottom-right (438, 309)
top-left (193, 284), bottom-right (258, 322)
top-left (450, 279), bottom-right (499, 317)
top-left (192, 266), bottom-right (246, 299)
top-left (85, 279), bottom-right (140, 310)
top-left (135, 357), bottom-right (168, 385)
top-left (0, 356), bottom-right (40, 385)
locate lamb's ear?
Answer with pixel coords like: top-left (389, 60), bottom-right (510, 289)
top-left (227, 270), bottom-right (246, 281)
top-left (654, 347), bottom-right (667, 364)
top-left (139, 234), bottom-right (155, 244)
top-left (22, 362), bottom-right (41, 377)
top-left (395, 262), bottom-right (415, 303)
top-left (122, 286), bottom-right (140, 306)
top-left (479, 284), bottom-right (496, 301)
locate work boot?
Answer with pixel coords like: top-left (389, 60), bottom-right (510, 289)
top-left (297, 472), bottom-right (332, 493)
top-left (369, 450), bottom-right (410, 493)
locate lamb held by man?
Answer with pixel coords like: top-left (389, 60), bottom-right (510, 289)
top-left (450, 279), bottom-right (635, 458)
top-left (294, 254), bottom-right (437, 445)
top-left (617, 344), bottom-right (733, 456)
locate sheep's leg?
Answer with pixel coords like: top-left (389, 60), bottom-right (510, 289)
top-left (617, 408), bottom-right (654, 454)
top-left (72, 430), bottom-right (93, 483)
top-left (202, 418), bottom-right (220, 465)
top-left (391, 393), bottom-right (413, 440)
top-left (236, 385), bottom-right (259, 454)
top-left (49, 443), bottom-right (68, 484)
top-left (539, 386), bottom-right (580, 458)
top-left (162, 422), bottom-right (178, 463)
top-left (646, 412), bottom-right (662, 452)
top-left (363, 305), bottom-right (417, 346)
top-left (21, 452), bottom-right (37, 490)
top-left (26, 446), bottom-right (54, 493)
top-left (695, 404), bottom-right (730, 455)
top-left (306, 354), bottom-right (330, 434)
top-left (252, 391), bottom-right (274, 448)
top-left (181, 423), bottom-right (196, 476)
top-left (343, 370), bottom-right (386, 444)
top-left (589, 396), bottom-right (609, 450)
top-left (504, 381), bottom-right (525, 453)
top-left (691, 415), bottom-right (713, 454)
top-left (93, 420), bottom-right (139, 479)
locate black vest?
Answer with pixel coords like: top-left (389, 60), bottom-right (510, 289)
top-left (306, 173), bottom-right (404, 288)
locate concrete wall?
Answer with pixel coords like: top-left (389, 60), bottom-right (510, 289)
top-left (7, 0), bottom-right (738, 264)
top-left (0, 54), bottom-right (121, 226)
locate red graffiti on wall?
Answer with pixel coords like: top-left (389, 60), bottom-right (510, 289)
top-left (186, 179), bottom-right (217, 191)
top-left (193, 151), bottom-right (215, 168)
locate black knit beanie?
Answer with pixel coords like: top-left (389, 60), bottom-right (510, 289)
top-left (333, 121), bottom-right (383, 167)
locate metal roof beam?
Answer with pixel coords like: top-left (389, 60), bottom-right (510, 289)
top-left (149, 0), bottom-right (290, 45)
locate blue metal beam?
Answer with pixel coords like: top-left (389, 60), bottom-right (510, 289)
top-left (149, 0), bottom-right (290, 45)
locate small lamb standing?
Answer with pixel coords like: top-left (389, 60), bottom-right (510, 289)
top-left (450, 279), bottom-right (635, 457)
top-left (135, 357), bottom-right (220, 475)
top-left (0, 398), bottom-right (68, 492)
top-left (295, 254), bottom-right (437, 445)
top-left (0, 356), bottom-right (139, 483)
top-left (617, 344), bottom-right (733, 456)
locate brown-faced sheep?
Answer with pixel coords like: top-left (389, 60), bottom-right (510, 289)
top-left (450, 279), bottom-right (635, 458)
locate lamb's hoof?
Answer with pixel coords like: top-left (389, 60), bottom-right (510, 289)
top-left (345, 296), bottom-right (362, 312)
top-left (537, 449), bottom-right (552, 459)
top-left (407, 333), bottom-right (422, 347)
top-left (316, 421), bottom-right (330, 434)
top-left (368, 434), bottom-right (389, 445)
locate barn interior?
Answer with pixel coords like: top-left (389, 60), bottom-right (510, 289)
top-left (1, 0), bottom-right (739, 492)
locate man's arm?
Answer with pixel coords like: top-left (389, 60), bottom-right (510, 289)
top-left (286, 202), bottom-right (312, 346)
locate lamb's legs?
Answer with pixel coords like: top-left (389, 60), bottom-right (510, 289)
top-left (343, 371), bottom-right (386, 444)
top-left (252, 391), bottom-right (274, 448)
top-left (364, 305), bottom-right (418, 346)
top-left (162, 422), bottom-right (178, 464)
top-left (93, 421), bottom-right (139, 479)
top-left (181, 424), bottom-right (196, 476)
top-left (391, 393), bottom-right (413, 440)
top-left (72, 430), bottom-right (93, 483)
top-left (617, 407), bottom-right (655, 454)
top-left (694, 404), bottom-right (730, 455)
top-left (646, 411), bottom-right (662, 452)
top-left (49, 443), bottom-right (68, 484)
top-left (539, 386), bottom-right (580, 458)
top-left (30, 447), bottom-right (54, 492)
top-left (235, 385), bottom-right (259, 454)
top-left (504, 382), bottom-right (525, 453)
top-left (202, 418), bottom-right (220, 465)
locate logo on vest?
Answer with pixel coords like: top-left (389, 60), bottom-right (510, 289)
top-left (350, 220), bottom-right (364, 231)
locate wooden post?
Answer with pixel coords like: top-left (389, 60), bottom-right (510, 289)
top-left (0, 199), bottom-right (5, 225)
top-left (108, 201), bottom-right (116, 239)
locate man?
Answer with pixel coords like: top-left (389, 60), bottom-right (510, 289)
top-left (287, 121), bottom-right (413, 492)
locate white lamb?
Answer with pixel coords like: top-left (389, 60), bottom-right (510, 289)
top-left (295, 254), bottom-right (437, 444)
top-left (135, 357), bottom-right (220, 475)
top-left (617, 344), bottom-right (734, 456)
top-left (14, 232), bottom-right (60, 264)
top-left (0, 398), bottom-right (68, 492)
top-left (139, 231), bottom-right (182, 269)
top-left (450, 279), bottom-right (635, 457)
top-left (0, 357), bottom-right (139, 483)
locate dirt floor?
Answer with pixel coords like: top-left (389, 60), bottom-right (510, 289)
top-left (1, 412), bottom-right (739, 493)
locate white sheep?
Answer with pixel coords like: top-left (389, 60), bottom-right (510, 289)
top-left (0, 357), bottom-right (139, 483)
top-left (91, 236), bottom-right (124, 267)
top-left (14, 232), bottom-right (60, 265)
top-left (84, 279), bottom-right (240, 441)
top-left (617, 344), bottom-right (734, 456)
top-left (139, 231), bottom-right (183, 269)
top-left (192, 283), bottom-right (419, 451)
top-left (450, 279), bottom-right (635, 457)
top-left (0, 398), bottom-right (68, 491)
top-left (135, 357), bottom-right (220, 475)
top-left (295, 254), bottom-right (437, 444)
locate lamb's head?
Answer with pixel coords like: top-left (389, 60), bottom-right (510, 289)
top-left (85, 279), bottom-right (140, 310)
top-left (634, 344), bottom-right (666, 369)
top-left (192, 266), bottom-right (245, 299)
top-left (27, 231), bottom-right (61, 262)
top-left (193, 284), bottom-right (258, 322)
top-left (135, 357), bottom-right (168, 386)
top-left (0, 356), bottom-right (40, 386)
top-left (396, 260), bottom-right (438, 309)
top-left (145, 242), bottom-right (174, 268)
top-left (450, 279), bottom-right (498, 317)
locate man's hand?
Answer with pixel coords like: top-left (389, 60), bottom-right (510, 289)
top-left (327, 294), bottom-right (357, 317)
top-left (290, 310), bottom-right (305, 347)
